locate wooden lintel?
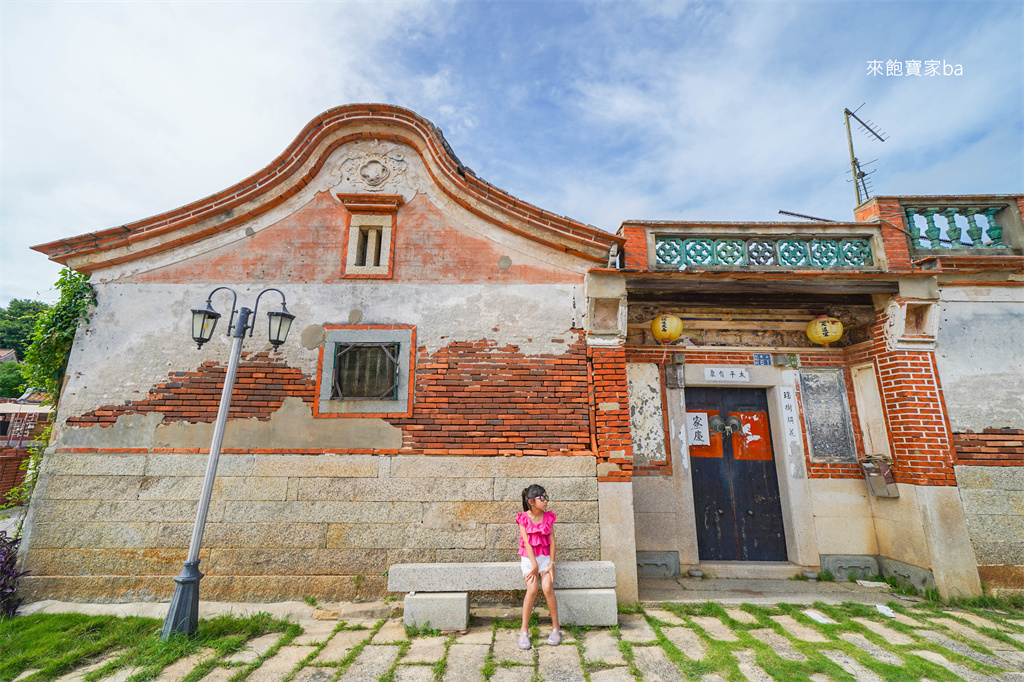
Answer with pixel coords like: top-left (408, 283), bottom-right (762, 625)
top-left (627, 320), bottom-right (810, 331)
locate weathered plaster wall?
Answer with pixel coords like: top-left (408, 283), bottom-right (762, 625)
top-left (869, 483), bottom-right (981, 598)
top-left (20, 454), bottom-right (599, 602)
top-left (54, 280), bottom-right (584, 432)
top-left (51, 137), bottom-right (593, 428)
top-left (625, 363), bottom-right (666, 467)
top-left (94, 140), bottom-right (594, 284)
top-left (935, 289), bottom-right (1024, 432)
top-left (935, 287), bottom-right (1023, 587)
top-left (62, 398), bottom-right (403, 451)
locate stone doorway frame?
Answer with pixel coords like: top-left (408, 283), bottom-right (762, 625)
top-left (651, 362), bottom-right (820, 570)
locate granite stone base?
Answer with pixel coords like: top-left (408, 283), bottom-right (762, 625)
top-left (554, 588), bottom-right (618, 626)
top-left (388, 561), bottom-right (616, 592)
top-left (403, 592), bottom-right (470, 631)
top-left (879, 556), bottom-right (936, 591)
top-left (820, 554), bottom-right (880, 581)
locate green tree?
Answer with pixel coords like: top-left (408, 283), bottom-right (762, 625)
top-left (23, 270), bottom-right (96, 399)
top-left (0, 362), bottom-right (26, 399)
top-left (0, 299), bottom-right (50, 361)
top-left (5, 269), bottom-right (95, 517)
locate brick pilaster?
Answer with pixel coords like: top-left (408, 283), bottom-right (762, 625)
top-left (855, 197), bottom-right (914, 271)
top-left (620, 224), bottom-right (649, 270)
top-left (865, 306), bottom-right (957, 485)
top-left (589, 345), bottom-right (633, 481)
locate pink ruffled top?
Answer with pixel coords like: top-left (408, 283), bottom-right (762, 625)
top-left (516, 511), bottom-right (556, 557)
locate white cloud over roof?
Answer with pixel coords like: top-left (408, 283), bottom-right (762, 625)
top-left (2, 0), bottom-right (1021, 304)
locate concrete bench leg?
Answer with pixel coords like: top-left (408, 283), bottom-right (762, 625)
top-left (403, 592), bottom-right (469, 631)
top-left (554, 588), bottom-right (618, 626)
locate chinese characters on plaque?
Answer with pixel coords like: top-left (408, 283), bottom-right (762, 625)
top-left (779, 387), bottom-right (799, 442)
top-left (703, 366), bottom-right (751, 382)
top-left (686, 411), bottom-right (710, 447)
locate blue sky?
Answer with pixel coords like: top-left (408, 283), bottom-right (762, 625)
top-left (1, 0), bottom-right (1021, 305)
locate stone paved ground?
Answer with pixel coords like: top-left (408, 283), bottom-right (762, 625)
top-left (13, 601), bottom-right (1024, 681)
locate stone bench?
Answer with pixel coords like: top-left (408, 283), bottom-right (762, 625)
top-left (388, 561), bottom-right (618, 631)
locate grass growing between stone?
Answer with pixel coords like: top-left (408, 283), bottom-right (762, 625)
top-left (224, 622), bottom-right (302, 682)
top-left (770, 603), bottom-right (992, 682)
top-left (326, 618), bottom-right (385, 677)
top-left (0, 611), bottom-right (293, 682)
top-left (375, 638), bottom-right (411, 682)
top-left (649, 622), bottom-right (717, 679)
top-left (430, 633), bottom-right (457, 681)
top-left (643, 599), bottom-right (1024, 682)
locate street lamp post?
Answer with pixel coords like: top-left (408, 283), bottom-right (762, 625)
top-left (161, 287), bottom-right (295, 640)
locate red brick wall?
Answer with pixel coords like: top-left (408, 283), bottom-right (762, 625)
top-left (392, 334), bottom-right (591, 455)
top-left (953, 429), bottom-right (1024, 466)
top-left (853, 197), bottom-right (913, 271)
top-left (620, 224), bottom-right (648, 270)
top-left (66, 352), bottom-right (316, 427)
top-left (0, 447), bottom-right (30, 501)
top-left (64, 336), bottom-right (595, 458)
top-left (862, 311), bottom-right (956, 485)
top-left (134, 192), bottom-right (585, 286)
top-left (590, 346), bottom-right (634, 481)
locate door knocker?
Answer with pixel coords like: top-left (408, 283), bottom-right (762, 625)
top-left (708, 415), bottom-right (743, 436)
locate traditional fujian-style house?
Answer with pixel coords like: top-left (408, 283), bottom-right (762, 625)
top-left (616, 196), bottom-right (1023, 597)
top-left (18, 105), bottom-right (1024, 602)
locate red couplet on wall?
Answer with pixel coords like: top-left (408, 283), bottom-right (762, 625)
top-left (688, 409), bottom-right (724, 458)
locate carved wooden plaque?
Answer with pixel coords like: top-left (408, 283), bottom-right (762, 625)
top-left (799, 368), bottom-right (858, 462)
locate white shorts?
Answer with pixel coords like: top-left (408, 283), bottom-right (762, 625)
top-left (521, 554), bottom-right (551, 576)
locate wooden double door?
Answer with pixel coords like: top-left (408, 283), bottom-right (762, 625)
top-left (685, 387), bottom-right (787, 562)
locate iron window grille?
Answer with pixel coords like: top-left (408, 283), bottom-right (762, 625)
top-left (331, 342), bottom-right (400, 400)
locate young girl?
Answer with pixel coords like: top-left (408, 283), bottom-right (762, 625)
top-left (516, 484), bottom-right (561, 649)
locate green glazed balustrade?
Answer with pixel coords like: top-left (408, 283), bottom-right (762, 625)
top-left (654, 236), bottom-right (874, 268)
top-left (904, 206), bottom-right (1007, 249)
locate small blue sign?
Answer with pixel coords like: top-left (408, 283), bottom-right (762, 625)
top-left (753, 353), bottom-right (772, 366)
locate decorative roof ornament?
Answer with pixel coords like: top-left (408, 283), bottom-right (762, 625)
top-left (336, 141), bottom-right (408, 192)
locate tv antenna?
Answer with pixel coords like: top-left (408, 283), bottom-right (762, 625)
top-left (844, 105), bottom-right (887, 205)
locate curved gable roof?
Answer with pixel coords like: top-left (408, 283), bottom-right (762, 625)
top-left (32, 104), bottom-right (623, 272)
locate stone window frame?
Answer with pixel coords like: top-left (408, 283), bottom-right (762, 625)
top-left (884, 298), bottom-right (938, 351)
top-left (314, 324), bottom-right (416, 418)
top-left (338, 194), bottom-right (402, 279)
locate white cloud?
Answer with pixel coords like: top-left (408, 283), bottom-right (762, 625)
top-left (1, 1), bottom-right (1020, 305)
top-left (0, 0), bottom-right (451, 303)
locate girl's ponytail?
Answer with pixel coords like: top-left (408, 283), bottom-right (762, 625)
top-left (522, 487), bottom-right (530, 512)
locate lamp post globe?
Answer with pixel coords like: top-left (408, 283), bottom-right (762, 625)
top-left (267, 304), bottom-right (296, 349)
top-left (191, 302), bottom-right (221, 349)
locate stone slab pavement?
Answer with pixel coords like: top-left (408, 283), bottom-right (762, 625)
top-left (0, 506), bottom-right (24, 537)
top-left (10, 580), bottom-right (1024, 681)
top-left (640, 575), bottom-right (898, 605)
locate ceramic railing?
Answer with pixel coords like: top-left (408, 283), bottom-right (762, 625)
top-left (903, 204), bottom-right (1011, 250)
top-left (653, 235), bottom-right (874, 268)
